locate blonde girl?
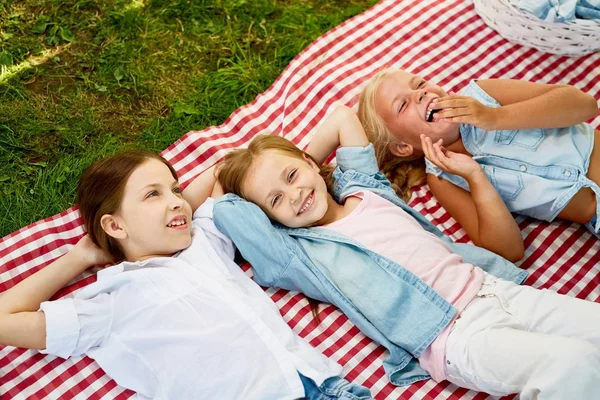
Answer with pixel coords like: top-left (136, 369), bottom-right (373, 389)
top-left (358, 68), bottom-right (599, 260)
top-left (212, 106), bottom-right (600, 399)
top-left (0, 150), bottom-right (372, 400)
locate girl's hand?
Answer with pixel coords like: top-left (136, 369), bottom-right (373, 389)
top-left (430, 93), bottom-right (499, 130)
top-left (421, 135), bottom-right (482, 180)
top-left (71, 235), bottom-right (114, 269)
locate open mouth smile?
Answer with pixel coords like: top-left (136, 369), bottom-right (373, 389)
top-left (425, 98), bottom-right (442, 122)
top-left (166, 216), bottom-right (188, 230)
top-left (297, 191), bottom-right (314, 215)
top-left (426, 108), bottom-right (442, 122)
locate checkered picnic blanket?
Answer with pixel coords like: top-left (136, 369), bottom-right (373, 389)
top-left (2, 0), bottom-right (599, 398)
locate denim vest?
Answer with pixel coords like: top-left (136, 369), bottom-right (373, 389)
top-left (213, 144), bottom-right (527, 386)
top-left (425, 80), bottom-right (600, 232)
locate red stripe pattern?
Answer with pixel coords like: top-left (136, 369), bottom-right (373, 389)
top-left (2, 1), bottom-right (599, 398)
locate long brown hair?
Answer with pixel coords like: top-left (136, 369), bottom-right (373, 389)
top-left (77, 150), bottom-right (178, 261)
top-left (217, 134), bottom-right (334, 323)
top-left (357, 68), bottom-right (426, 202)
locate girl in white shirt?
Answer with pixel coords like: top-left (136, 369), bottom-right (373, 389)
top-left (0, 150), bottom-right (372, 400)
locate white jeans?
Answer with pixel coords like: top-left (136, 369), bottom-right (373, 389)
top-left (445, 273), bottom-right (600, 399)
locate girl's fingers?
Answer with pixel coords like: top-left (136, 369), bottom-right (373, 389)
top-left (440, 116), bottom-right (467, 124)
top-left (433, 142), bottom-right (447, 160)
top-left (429, 96), bottom-right (469, 109)
top-left (430, 102), bottom-right (469, 114)
top-left (422, 136), bottom-right (435, 160)
top-left (435, 107), bottom-right (473, 119)
top-left (433, 143), bottom-right (451, 170)
top-left (421, 135), bottom-right (440, 165)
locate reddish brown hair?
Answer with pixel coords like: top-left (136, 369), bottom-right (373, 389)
top-left (217, 134), bottom-right (334, 322)
top-left (217, 134), bottom-right (335, 200)
top-left (77, 150), bottom-right (178, 261)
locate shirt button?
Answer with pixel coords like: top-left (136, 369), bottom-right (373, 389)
top-left (447, 360), bottom-right (451, 365)
top-left (564, 171), bottom-right (571, 177)
top-left (519, 165), bottom-right (527, 172)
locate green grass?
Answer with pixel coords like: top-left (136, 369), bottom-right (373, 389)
top-left (0, 0), bottom-right (377, 237)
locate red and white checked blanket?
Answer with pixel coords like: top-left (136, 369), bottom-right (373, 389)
top-left (2, 0), bottom-right (599, 398)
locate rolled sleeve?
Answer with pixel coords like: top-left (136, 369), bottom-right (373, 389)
top-left (39, 299), bottom-right (81, 359)
top-left (335, 144), bottom-right (379, 175)
top-left (39, 294), bottom-right (113, 359)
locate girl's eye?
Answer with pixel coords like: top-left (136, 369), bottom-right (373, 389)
top-left (288, 169), bottom-right (297, 182)
top-left (146, 190), bottom-right (159, 199)
top-left (271, 194), bottom-right (281, 208)
top-left (173, 187), bottom-right (182, 194)
top-left (398, 101), bottom-right (407, 113)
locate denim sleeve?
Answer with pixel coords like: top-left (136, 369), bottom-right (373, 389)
top-left (335, 144), bottom-right (379, 175)
top-left (332, 144), bottom-right (394, 200)
top-left (213, 195), bottom-right (331, 302)
top-left (212, 194), bottom-right (299, 286)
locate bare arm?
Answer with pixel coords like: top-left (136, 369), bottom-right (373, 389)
top-left (433, 80), bottom-right (598, 130)
top-left (183, 164), bottom-right (219, 211)
top-left (0, 236), bottom-right (111, 349)
top-left (305, 106), bottom-right (369, 165)
top-left (423, 136), bottom-right (524, 262)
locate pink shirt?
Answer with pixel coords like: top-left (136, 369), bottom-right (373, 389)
top-left (324, 191), bottom-right (484, 382)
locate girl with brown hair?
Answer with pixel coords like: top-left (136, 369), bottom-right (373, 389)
top-left (0, 150), bottom-right (372, 400)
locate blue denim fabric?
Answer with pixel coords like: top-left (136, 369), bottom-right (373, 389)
top-left (519, 0), bottom-right (600, 22)
top-left (300, 374), bottom-right (373, 400)
top-left (425, 79), bottom-right (600, 234)
top-left (585, 215), bottom-right (599, 238)
top-left (213, 144), bottom-right (527, 386)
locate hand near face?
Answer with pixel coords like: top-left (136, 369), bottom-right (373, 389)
top-left (429, 93), bottom-right (499, 131)
top-left (421, 135), bottom-right (483, 180)
top-left (71, 234), bottom-right (115, 269)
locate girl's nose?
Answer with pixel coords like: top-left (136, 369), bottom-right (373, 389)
top-left (289, 188), bottom-right (302, 205)
top-left (170, 193), bottom-right (185, 210)
top-left (412, 89), bottom-right (427, 104)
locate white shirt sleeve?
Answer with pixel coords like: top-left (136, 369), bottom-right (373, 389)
top-left (39, 293), bottom-right (113, 359)
top-left (193, 197), bottom-right (236, 261)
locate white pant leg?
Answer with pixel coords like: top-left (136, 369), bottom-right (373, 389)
top-left (444, 274), bottom-right (600, 399)
top-left (488, 276), bottom-right (600, 345)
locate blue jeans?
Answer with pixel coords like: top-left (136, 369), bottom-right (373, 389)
top-left (299, 374), bottom-right (373, 400)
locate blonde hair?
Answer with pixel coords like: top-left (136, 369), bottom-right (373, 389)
top-left (217, 134), bottom-right (335, 324)
top-left (357, 68), bottom-right (426, 202)
top-left (217, 134), bottom-right (335, 200)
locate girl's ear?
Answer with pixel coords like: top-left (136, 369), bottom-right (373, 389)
top-left (388, 142), bottom-right (414, 158)
top-left (100, 214), bottom-right (128, 240)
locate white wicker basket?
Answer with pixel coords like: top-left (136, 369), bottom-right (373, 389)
top-left (473, 0), bottom-right (600, 57)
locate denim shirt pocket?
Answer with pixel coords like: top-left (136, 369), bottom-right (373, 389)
top-left (482, 165), bottom-right (524, 201)
top-left (493, 128), bottom-right (545, 150)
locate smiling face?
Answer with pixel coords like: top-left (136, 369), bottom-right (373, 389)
top-left (374, 70), bottom-right (459, 154)
top-left (242, 150), bottom-right (333, 228)
top-left (109, 158), bottom-right (193, 261)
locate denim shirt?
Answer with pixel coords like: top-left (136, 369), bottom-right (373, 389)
top-left (213, 144), bottom-right (527, 386)
top-left (425, 79), bottom-right (600, 231)
top-left (518, 0), bottom-right (600, 22)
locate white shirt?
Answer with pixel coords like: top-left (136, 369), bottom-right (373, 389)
top-left (40, 198), bottom-right (341, 400)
